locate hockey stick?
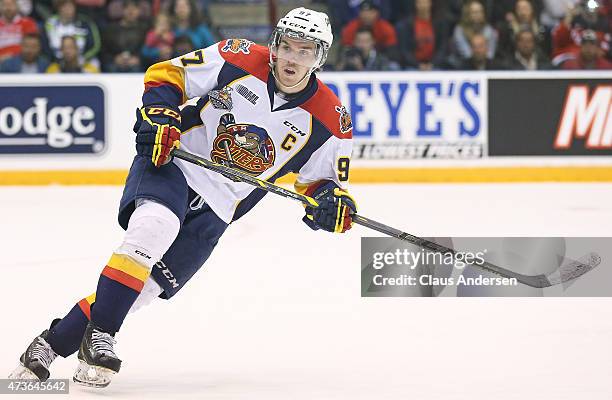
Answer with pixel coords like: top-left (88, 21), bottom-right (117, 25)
top-left (171, 148), bottom-right (601, 288)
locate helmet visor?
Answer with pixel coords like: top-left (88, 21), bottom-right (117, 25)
top-left (270, 30), bottom-right (324, 70)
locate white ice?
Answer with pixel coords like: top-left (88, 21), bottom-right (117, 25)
top-left (1, 183), bottom-right (611, 399)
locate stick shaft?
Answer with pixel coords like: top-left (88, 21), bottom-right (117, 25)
top-left (171, 148), bottom-right (599, 288)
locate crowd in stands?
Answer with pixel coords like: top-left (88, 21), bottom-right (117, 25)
top-left (0, 0), bottom-right (610, 74)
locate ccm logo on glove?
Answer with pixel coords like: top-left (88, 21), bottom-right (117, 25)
top-left (302, 181), bottom-right (357, 233)
top-left (134, 106), bottom-right (182, 167)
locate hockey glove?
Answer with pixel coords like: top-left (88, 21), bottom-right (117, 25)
top-left (134, 106), bottom-right (182, 167)
top-left (302, 181), bottom-right (357, 233)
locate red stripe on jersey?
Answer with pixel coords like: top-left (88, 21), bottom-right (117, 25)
top-left (77, 299), bottom-right (91, 320)
top-left (101, 266), bottom-right (145, 293)
top-left (301, 81), bottom-right (353, 140)
top-left (217, 40), bottom-right (270, 82)
top-left (144, 81), bottom-right (184, 98)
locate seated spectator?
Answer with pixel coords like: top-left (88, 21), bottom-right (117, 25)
top-left (552, 0), bottom-right (611, 64)
top-left (496, 0), bottom-right (550, 60)
top-left (172, 34), bottom-right (194, 57)
top-left (450, 0), bottom-right (497, 66)
top-left (561, 29), bottom-right (612, 69)
top-left (47, 35), bottom-right (99, 72)
top-left (0, 32), bottom-right (50, 72)
top-left (336, 27), bottom-right (398, 71)
top-left (505, 29), bottom-right (552, 70)
top-left (0, 0), bottom-right (38, 62)
top-left (171, 0), bottom-right (215, 50)
top-left (101, 0), bottom-right (146, 72)
top-left (142, 12), bottom-right (174, 67)
top-left (341, 0), bottom-right (397, 53)
top-left (395, 0), bottom-right (449, 70)
top-left (41, 0), bottom-right (101, 65)
top-left (458, 33), bottom-right (505, 70)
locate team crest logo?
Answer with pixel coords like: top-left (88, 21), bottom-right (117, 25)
top-left (221, 39), bottom-right (253, 55)
top-left (335, 106), bottom-right (352, 134)
top-left (211, 113), bottom-right (275, 175)
top-left (208, 86), bottom-right (233, 110)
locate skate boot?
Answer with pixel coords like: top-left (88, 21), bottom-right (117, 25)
top-left (73, 322), bottom-right (121, 388)
top-left (9, 329), bottom-right (58, 381)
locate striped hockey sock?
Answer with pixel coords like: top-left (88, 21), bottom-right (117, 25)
top-left (90, 253), bottom-right (151, 334)
top-left (46, 293), bottom-right (95, 358)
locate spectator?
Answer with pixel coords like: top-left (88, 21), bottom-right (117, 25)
top-left (74, 0), bottom-right (109, 26)
top-left (107, 0), bottom-right (151, 22)
top-left (0, 32), bottom-right (50, 72)
top-left (16, 0), bottom-right (32, 16)
top-left (450, 0), bottom-right (498, 65)
top-left (336, 27), bottom-right (398, 70)
top-left (561, 29), bottom-right (612, 69)
top-left (458, 33), bottom-right (505, 70)
top-left (142, 13), bottom-right (174, 67)
top-left (505, 29), bottom-right (552, 70)
top-left (171, 0), bottom-right (215, 50)
top-left (46, 35), bottom-right (99, 72)
top-left (0, 0), bottom-right (38, 62)
top-left (101, 0), bottom-right (146, 72)
top-left (395, 0), bottom-right (450, 69)
top-left (486, 0), bottom-right (543, 26)
top-left (341, 0), bottom-right (398, 52)
top-left (328, 0), bottom-right (394, 32)
top-left (541, 0), bottom-right (580, 29)
top-left (41, 0), bottom-right (101, 65)
top-left (551, 0), bottom-right (611, 65)
top-left (172, 34), bottom-right (194, 57)
top-left (496, 0), bottom-right (550, 60)
top-left (435, 0), bottom-right (464, 27)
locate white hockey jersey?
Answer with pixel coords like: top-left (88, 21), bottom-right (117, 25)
top-left (142, 39), bottom-right (353, 223)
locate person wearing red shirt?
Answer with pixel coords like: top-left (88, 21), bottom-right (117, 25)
top-left (0, 0), bottom-right (38, 61)
top-left (562, 29), bottom-right (612, 69)
top-left (341, 0), bottom-right (397, 50)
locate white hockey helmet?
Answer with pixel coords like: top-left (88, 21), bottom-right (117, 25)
top-left (269, 7), bottom-right (333, 76)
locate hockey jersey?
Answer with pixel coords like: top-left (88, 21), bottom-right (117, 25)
top-left (141, 39), bottom-right (353, 224)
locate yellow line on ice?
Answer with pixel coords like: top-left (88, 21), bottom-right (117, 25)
top-left (2, 167), bottom-right (612, 185)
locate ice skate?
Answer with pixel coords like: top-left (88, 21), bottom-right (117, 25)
top-left (9, 329), bottom-right (58, 381)
top-left (73, 322), bottom-right (121, 388)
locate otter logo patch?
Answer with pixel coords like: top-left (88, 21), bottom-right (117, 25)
top-left (211, 113), bottom-right (275, 176)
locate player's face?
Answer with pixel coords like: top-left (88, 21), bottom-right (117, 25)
top-left (274, 37), bottom-right (318, 91)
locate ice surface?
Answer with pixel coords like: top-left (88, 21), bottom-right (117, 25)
top-left (1, 184), bottom-right (611, 399)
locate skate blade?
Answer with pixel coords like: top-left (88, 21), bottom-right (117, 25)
top-left (8, 364), bottom-right (39, 380)
top-left (73, 361), bottom-right (115, 388)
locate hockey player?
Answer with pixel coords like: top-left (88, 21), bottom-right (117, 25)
top-left (9, 7), bottom-right (355, 388)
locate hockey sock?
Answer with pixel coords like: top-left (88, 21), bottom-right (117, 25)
top-left (46, 293), bottom-right (95, 357)
top-left (90, 253), bottom-right (151, 334)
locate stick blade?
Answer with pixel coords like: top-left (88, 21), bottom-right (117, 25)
top-left (522, 252), bottom-right (602, 288)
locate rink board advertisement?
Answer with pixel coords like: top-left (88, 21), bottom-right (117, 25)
top-left (323, 72), bottom-right (487, 160)
top-left (0, 72), bottom-right (612, 184)
top-left (0, 85), bottom-right (106, 154)
top-left (361, 237), bottom-right (610, 297)
top-left (489, 78), bottom-right (612, 156)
